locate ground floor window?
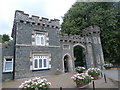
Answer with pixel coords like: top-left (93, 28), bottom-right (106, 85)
top-left (3, 58), bottom-right (13, 72)
top-left (33, 55), bottom-right (49, 70)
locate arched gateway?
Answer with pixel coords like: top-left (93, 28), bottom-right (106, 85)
top-left (60, 26), bottom-right (104, 72)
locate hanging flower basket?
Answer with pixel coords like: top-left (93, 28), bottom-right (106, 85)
top-left (71, 73), bottom-right (93, 88)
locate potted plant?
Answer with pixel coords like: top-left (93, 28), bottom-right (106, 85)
top-left (75, 66), bottom-right (86, 73)
top-left (19, 77), bottom-right (51, 89)
top-left (86, 68), bottom-right (101, 80)
top-left (71, 73), bottom-right (93, 88)
top-left (104, 63), bottom-right (113, 69)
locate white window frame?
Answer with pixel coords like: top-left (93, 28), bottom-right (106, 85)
top-left (33, 55), bottom-right (49, 70)
top-left (3, 58), bottom-right (13, 72)
top-left (35, 34), bottom-right (46, 46)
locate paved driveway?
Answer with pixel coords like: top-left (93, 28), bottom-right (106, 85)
top-left (102, 70), bottom-right (119, 81)
top-left (2, 72), bottom-right (118, 89)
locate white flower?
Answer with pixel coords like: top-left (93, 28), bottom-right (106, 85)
top-left (71, 76), bottom-right (75, 79)
top-left (91, 77), bottom-right (94, 79)
top-left (47, 82), bottom-right (51, 85)
top-left (43, 78), bottom-right (47, 82)
top-left (76, 73), bottom-right (80, 76)
top-left (39, 85), bottom-right (42, 87)
top-left (42, 83), bottom-right (45, 86)
top-left (38, 80), bottom-right (42, 84)
top-left (19, 85), bottom-right (23, 88)
top-left (74, 75), bottom-right (77, 77)
top-left (27, 85), bottom-right (30, 87)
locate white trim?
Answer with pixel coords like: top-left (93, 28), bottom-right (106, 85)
top-left (3, 57), bottom-right (13, 72)
top-left (32, 54), bottom-right (51, 70)
top-left (35, 34), bottom-right (46, 46)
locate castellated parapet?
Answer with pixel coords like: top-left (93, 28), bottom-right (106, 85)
top-left (59, 26), bottom-right (100, 44)
top-left (82, 25), bottom-right (100, 36)
top-left (59, 34), bottom-right (85, 44)
top-left (14, 10), bottom-right (60, 28)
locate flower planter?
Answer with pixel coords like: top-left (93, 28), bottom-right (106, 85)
top-left (105, 67), bottom-right (111, 70)
top-left (75, 66), bottom-right (86, 73)
top-left (86, 68), bottom-right (101, 80)
top-left (76, 82), bottom-right (92, 88)
top-left (77, 71), bottom-right (83, 73)
top-left (91, 75), bottom-right (99, 80)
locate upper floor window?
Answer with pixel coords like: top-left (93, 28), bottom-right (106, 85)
top-left (3, 58), bottom-right (13, 72)
top-left (36, 34), bottom-right (45, 46)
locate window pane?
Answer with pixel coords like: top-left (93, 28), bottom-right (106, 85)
top-left (36, 36), bottom-right (40, 45)
top-left (39, 59), bottom-right (42, 68)
top-left (34, 59), bottom-right (38, 68)
top-left (43, 59), bottom-right (47, 67)
top-left (5, 62), bottom-right (12, 71)
top-left (41, 36), bottom-right (44, 45)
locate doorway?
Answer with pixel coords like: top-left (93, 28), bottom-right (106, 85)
top-left (63, 54), bottom-right (73, 73)
top-left (74, 45), bottom-right (86, 68)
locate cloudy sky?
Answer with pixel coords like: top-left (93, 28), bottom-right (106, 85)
top-left (0, 0), bottom-right (76, 37)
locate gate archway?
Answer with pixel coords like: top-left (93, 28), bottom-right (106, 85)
top-left (73, 44), bottom-right (87, 68)
top-left (60, 26), bottom-right (105, 70)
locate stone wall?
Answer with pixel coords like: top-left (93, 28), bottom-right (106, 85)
top-left (2, 41), bottom-right (14, 81)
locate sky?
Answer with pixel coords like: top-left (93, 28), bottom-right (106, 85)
top-left (0, 0), bottom-right (76, 37)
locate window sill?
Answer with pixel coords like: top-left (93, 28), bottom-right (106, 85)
top-left (32, 68), bottom-right (50, 72)
top-left (2, 71), bottom-right (13, 74)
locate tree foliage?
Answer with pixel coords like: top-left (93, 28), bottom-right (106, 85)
top-left (61, 2), bottom-right (120, 64)
top-left (0, 34), bottom-right (10, 43)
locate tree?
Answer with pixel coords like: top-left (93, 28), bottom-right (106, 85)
top-left (2, 34), bottom-right (10, 43)
top-left (61, 2), bottom-right (120, 64)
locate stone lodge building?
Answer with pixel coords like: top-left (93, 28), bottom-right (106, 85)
top-left (1, 10), bottom-right (104, 81)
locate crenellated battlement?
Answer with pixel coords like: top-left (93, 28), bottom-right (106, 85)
top-left (59, 34), bottom-right (85, 44)
top-left (82, 26), bottom-right (100, 36)
top-left (14, 10), bottom-right (60, 28)
top-left (59, 26), bottom-right (100, 44)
